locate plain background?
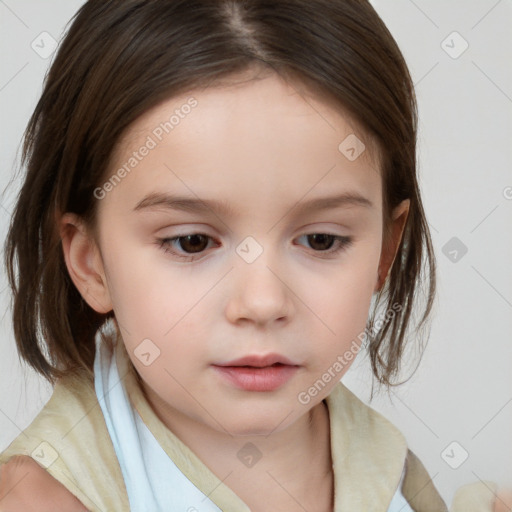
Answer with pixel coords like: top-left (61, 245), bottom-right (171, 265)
top-left (0, 0), bottom-right (511, 507)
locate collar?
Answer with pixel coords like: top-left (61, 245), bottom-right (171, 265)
top-left (116, 334), bottom-right (407, 511)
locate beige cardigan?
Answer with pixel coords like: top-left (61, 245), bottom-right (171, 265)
top-left (0, 339), bottom-right (498, 511)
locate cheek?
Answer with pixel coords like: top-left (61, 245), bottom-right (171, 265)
top-left (102, 234), bottom-right (219, 345)
top-left (303, 247), bottom-right (380, 328)
top-left (100, 233), bottom-right (172, 333)
top-left (301, 245), bottom-right (381, 375)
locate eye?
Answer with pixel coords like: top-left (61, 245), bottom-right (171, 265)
top-left (295, 233), bottom-right (353, 257)
top-left (157, 233), bottom-right (217, 261)
top-left (157, 232), bottom-right (353, 262)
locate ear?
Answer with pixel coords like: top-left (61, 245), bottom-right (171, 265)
top-left (59, 213), bottom-right (113, 314)
top-left (375, 199), bottom-right (410, 292)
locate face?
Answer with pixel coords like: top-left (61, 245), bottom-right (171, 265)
top-left (70, 70), bottom-right (407, 437)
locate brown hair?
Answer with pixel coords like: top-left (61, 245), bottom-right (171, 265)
top-left (4, 0), bottom-right (436, 394)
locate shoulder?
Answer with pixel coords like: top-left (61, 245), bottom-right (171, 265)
top-left (2, 370), bottom-right (98, 455)
top-left (0, 455), bottom-right (88, 511)
top-left (0, 370), bottom-right (128, 511)
top-left (0, 368), bottom-right (130, 512)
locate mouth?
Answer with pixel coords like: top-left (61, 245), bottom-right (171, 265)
top-left (214, 353), bottom-right (299, 368)
top-left (212, 354), bottom-right (300, 392)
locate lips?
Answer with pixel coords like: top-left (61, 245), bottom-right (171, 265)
top-left (214, 353), bottom-right (298, 368)
top-left (212, 353), bottom-right (300, 392)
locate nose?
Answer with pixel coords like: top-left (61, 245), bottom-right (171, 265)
top-left (224, 247), bottom-right (293, 327)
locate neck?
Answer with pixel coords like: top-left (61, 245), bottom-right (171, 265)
top-left (142, 383), bottom-right (334, 510)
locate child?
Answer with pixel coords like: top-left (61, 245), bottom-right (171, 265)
top-left (0, 1), bottom-right (510, 510)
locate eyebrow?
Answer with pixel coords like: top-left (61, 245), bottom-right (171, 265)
top-left (133, 191), bottom-right (373, 216)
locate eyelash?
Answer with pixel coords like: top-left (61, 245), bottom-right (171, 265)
top-left (156, 232), bottom-right (353, 262)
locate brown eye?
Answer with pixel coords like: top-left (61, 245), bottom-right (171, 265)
top-left (305, 234), bottom-right (336, 251)
top-left (176, 234), bottom-right (210, 253)
top-left (295, 233), bottom-right (353, 258)
top-left (158, 233), bottom-right (216, 261)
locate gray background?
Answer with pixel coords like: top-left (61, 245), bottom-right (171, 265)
top-left (1, 0), bottom-right (511, 506)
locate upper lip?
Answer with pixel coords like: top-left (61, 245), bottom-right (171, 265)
top-left (214, 353), bottom-right (299, 368)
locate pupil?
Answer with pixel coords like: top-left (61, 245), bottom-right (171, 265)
top-left (182, 234), bottom-right (207, 253)
top-left (309, 234), bottom-right (334, 250)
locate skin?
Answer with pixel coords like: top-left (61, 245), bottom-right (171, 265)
top-left (0, 455), bottom-right (88, 511)
top-left (59, 69), bottom-right (408, 511)
top-left (4, 69), bottom-right (507, 510)
top-left (496, 493), bottom-right (512, 512)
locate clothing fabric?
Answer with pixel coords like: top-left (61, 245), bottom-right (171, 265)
top-left (94, 332), bottom-right (224, 512)
top-left (93, 325), bottom-right (412, 512)
top-left (0, 321), bottom-right (499, 511)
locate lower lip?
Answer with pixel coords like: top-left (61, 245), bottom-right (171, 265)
top-left (212, 364), bottom-right (299, 392)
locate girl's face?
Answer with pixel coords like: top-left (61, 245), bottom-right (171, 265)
top-left (79, 71), bottom-right (407, 436)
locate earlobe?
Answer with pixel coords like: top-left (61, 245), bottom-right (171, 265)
top-left (59, 213), bottom-right (113, 314)
top-left (375, 199), bottom-right (410, 292)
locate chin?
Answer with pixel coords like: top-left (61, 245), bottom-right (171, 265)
top-left (215, 408), bottom-right (299, 438)
top-left (225, 423), bottom-right (283, 437)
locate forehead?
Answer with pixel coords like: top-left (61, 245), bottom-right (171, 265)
top-left (104, 72), bottom-right (382, 217)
